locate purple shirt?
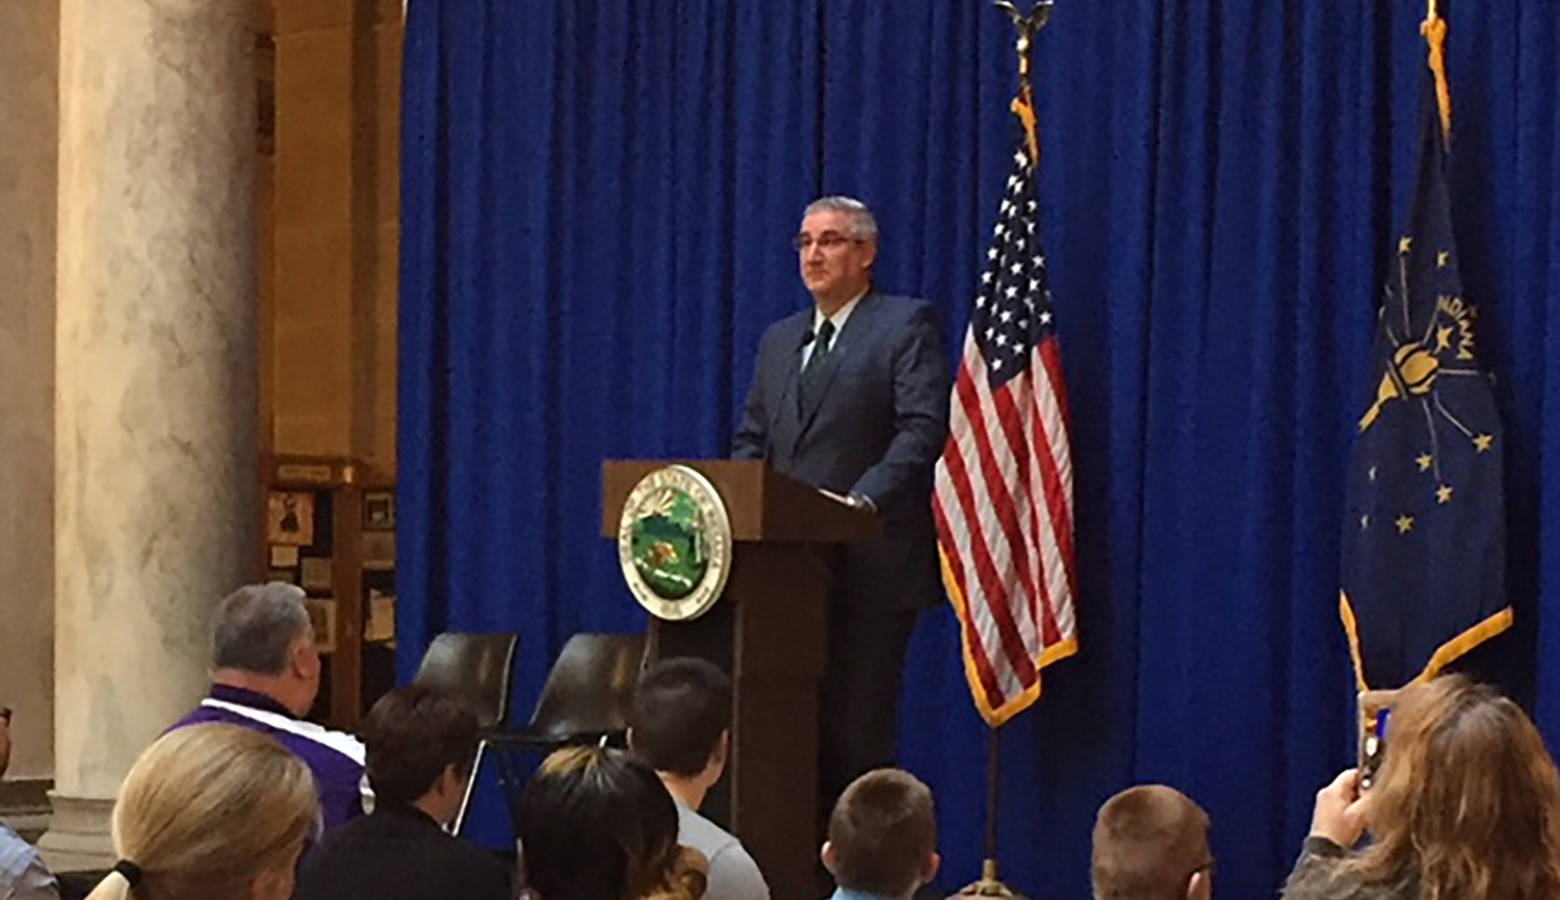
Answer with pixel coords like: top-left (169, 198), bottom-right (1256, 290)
top-left (168, 685), bottom-right (368, 832)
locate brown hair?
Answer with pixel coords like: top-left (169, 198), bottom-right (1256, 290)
top-left (1091, 785), bottom-right (1210, 900)
top-left (628, 658), bottom-right (732, 778)
top-left (1342, 675), bottom-right (1560, 900)
top-left (85, 724), bottom-right (318, 900)
top-left (359, 685), bottom-right (480, 804)
top-left (827, 769), bottom-right (937, 898)
top-left (520, 746), bottom-right (706, 900)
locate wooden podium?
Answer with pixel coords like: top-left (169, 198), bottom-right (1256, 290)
top-left (603, 460), bottom-right (879, 900)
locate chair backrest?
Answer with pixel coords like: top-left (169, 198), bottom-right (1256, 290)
top-left (412, 632), bottom-right (519, 730)
top-left (527, 633), bottom-right (648, 739)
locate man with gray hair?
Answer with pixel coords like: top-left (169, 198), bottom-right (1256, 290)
top-left (167, 582), bottom-right (368, 831)
top-left (733, 196), bottom-right (950, 808)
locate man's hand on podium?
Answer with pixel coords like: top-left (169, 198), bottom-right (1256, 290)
top-left (816, 486), bottom-right (876, 513)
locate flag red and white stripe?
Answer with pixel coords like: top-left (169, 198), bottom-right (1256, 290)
top-left (932, 121), bottom-right (1077, 726)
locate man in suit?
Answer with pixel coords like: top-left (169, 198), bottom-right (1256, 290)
top-left (733, 196), bottom-right (950, 805)
top-left (294, 686), bottom-right (512, 900)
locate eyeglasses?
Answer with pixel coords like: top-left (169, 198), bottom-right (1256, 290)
top-left (793, 232), bottom-right (863, 252)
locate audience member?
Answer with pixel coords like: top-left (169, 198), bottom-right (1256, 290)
top-left (821, 769), bottom-right (939, 900)
top-left (0, 705), bottom-right (60, 900)
top-left (167, 582), bottom-right (368, 830)
top-left (1285, 674), bottom-right (1560, 900)
top-left (628, 658), bottom-right (769, 900)
top-left (1091, 785), bottom-right (1212, 900)
top-left (84, 723), bottom-right (317, 900)
top-left (294, 685), bottom-right (511, 900)
top-left (519, 746), bottom-right (707, 900)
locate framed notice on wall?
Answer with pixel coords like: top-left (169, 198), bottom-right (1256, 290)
top-left (266, 491), bottom-right (316, 545)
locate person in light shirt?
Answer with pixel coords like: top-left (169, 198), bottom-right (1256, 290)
top-left (819, 769), bottom-right (940, 900)
top-left (0, 705), bottom-right (60, 900)
top-left (628, 658), bottom-right (769, 900)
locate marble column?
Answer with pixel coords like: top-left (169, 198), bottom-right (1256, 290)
top-left (40, 0), bottom-right (259, 870)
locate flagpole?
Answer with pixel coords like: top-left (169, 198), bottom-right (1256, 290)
top-left (984, 728), bottom-right (1000, 868)
top-left (949, 725), bottom-right (1027, 900)
top-left (946, 8), bottom-right (1055, 900)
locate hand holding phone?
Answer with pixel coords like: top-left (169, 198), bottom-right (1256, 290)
top-left (1309, 768), bottom-right (1369, 848)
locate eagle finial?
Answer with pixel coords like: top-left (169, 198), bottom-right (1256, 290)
top-left (994, 0), bottom-right (1054, 37)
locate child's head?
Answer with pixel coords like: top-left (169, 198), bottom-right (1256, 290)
top-left (822, 769), bottom-right (940, 900)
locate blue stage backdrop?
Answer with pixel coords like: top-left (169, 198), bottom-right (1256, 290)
top-left (398, 1), bottom-right (1560, 896)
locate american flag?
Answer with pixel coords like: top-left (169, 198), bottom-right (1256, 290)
top-left (932, 118), bottom-right (1077, 726)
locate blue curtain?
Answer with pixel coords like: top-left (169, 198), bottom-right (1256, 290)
top-left (398, 1), bottom-right (1560, 897)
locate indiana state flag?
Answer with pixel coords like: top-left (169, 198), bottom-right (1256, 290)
top-left (1339, 81), bottom-right (1512, 691)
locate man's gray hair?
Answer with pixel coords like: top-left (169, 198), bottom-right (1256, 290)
top-left (804, 195), bottom-right (879, 241)
top-left (212, 582), bottom-right (312, 675)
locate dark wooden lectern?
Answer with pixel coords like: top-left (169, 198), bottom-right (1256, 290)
top-left (603, 460), bottom-right (879, 900)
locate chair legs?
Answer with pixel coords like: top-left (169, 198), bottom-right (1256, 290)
top-left (451, 738), bottom-right (489, 836)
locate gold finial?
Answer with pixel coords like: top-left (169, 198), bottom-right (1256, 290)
top-left (993, 1), bottom-right (1053, 81)
top-left (993, 1), bottom-right (1054, 165)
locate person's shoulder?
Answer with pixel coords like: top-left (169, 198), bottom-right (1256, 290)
top-left (0, 821), bottom-right (42, 869)
top-left (163, 701), bottom-right (229, 734)
top-left (870, 292), bottom-right (933, 310)
top-left (297, 815), bottom-right (375, 877)
top-left (860, 293), bottom-right (938, 327)
top-left (450, 841), bottom-right (512, 897)
top-left (310, 809), bottom-right (380, 846)
top-left (676, 804), bottom-right (740, 855)
top-left (676, 808), bottom-right (767, 899)
top-left (759, 308), bottom-right (811, 341)
top-left (182, 694), bottom-right (365, 769)
top-left (283, 729), bottom-right (365, 777)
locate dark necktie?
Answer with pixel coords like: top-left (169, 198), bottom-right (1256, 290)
top-left (799, 319), bottom-right (835, 410)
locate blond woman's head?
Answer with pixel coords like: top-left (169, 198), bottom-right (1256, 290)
top-left (86, 723), bottom-right (319, 900)
top-left (1351, 675), bottom-right (1560, 900)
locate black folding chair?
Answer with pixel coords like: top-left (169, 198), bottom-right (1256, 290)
top-left (488, 633), bottom-right (649, 814)
top-left (411, 632), bottom-right (520, 834)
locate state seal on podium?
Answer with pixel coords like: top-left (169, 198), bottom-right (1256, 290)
top-left (617, 464), bottom-right (732, 621)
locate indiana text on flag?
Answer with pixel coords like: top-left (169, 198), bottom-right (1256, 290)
top-left (932, 88), bottom-right (1076, 727)
top-left (1338, 69), bottom-right (1511, 692)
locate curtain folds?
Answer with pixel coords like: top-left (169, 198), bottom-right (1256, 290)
top-left (399, 2), bottom-right (1560, 895)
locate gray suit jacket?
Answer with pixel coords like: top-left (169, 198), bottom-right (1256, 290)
top-left (732, 292), bottom-right (950, 611)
